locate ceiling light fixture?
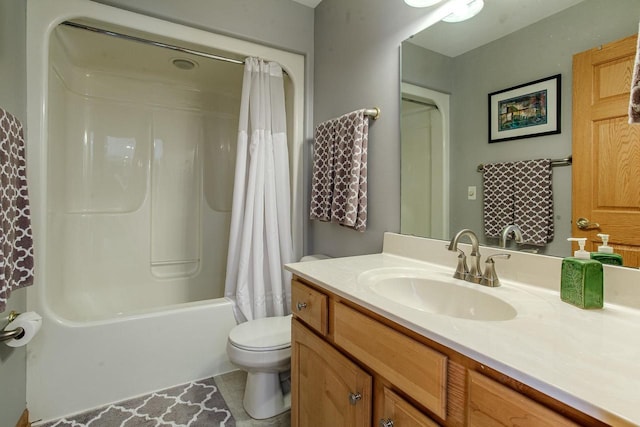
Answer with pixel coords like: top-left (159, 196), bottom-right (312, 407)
top-left (442, 0), bottom-right (484, 23)
top-left (404, 0), bottom-right (444, 8)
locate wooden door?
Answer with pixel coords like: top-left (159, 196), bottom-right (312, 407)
top-left (572, 34), bottom-right (640, 267)
top-left (291, 318), bottom-right (372, 427)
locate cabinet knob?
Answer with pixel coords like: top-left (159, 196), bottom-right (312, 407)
top-left (348, 392), bottom-right (362, 405)
top-left (379, 419), bottom-right (394, 427)
top-left (296, 302), bottom-right (308, 311)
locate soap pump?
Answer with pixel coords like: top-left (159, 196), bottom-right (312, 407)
top-left (591, 233), bottom-right (623, 266)
top-left (561, 237), bottom-right (603, 309)
top-left (568, 237), bottom-right (590, 259)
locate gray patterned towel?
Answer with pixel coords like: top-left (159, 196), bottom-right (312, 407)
top-left (309, 110), bottom-right (369, 231)
top-left (310, 117), bottom-right (337, 222)
top-left (513, 159), bottom-right (554, 245)
top-left (482, 159), bottom-right (554, 245)
top-left (330, 110), bottom-right (368, 231)
top-left (0, 108), bottom-right (34, 312)
top-left (482, 162), bottom-right (515, 238)
top-left (629, 23), bottom-right (640, 124)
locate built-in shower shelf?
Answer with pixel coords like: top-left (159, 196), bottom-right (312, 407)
top-left (151, 259), bottom-right (200, 278)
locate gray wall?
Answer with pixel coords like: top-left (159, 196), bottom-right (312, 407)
top-left (449, 0), bottom-right (640, 256)
top-left (311, 0), bottom-right (438, 256)
top-left (0, 1), bottom-right (27, 425)
top-left (402, 42), bottom-right (453, 94)
top-left (313, 0), bottom-right (640, 258)
top-left (91, 0), bottom-right (314, 55)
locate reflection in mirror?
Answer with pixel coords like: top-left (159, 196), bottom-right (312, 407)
top-left (400, 0), bottom-right (640, 259)
top-left (400, 84), bottom-right (449, 240)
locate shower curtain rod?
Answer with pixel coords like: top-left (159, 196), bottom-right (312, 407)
top-left (61, 21), bottom-right (246, 65)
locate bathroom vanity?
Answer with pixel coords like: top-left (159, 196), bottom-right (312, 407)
top-left (285, 233), bottom-right (640, 427)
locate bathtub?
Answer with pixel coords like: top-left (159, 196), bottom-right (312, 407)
top-left (26, 0), bottom-right (304, 422)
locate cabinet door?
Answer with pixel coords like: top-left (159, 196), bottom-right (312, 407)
top-left (467, 371), bottom-right (579, 427)
top-left (291, 318), bottom-right (372, 427)
top-left (379, 387), bottom-right (440, 427)
top-left (333, 302), bottom-right (448, 419)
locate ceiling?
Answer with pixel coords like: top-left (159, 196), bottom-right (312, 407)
top-left (290, 0), bottom-right (585, 55)
top-left (407, 0), bottom-right (585, 57)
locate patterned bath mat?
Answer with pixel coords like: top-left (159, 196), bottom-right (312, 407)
top-left (37, 377), bottom-right (235, 427)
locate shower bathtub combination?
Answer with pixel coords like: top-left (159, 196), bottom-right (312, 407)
top-left (26, 0), bottom-right (304, 422)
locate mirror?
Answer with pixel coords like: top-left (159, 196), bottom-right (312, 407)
top-left (401, 0), bottom-right (640, 258)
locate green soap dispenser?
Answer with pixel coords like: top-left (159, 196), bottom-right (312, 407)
top-left (591, 233), bottom-right (623, 266)
top-left (561, 237), bottom-right (603, 309)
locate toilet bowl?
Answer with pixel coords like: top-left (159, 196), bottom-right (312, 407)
top-left (226, 314), bottom-right (292, 419)
top-left (226, 254), bottom-right (329, 419)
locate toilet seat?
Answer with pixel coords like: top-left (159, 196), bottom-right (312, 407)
top-left (228, 314), bottom-right (292, 351)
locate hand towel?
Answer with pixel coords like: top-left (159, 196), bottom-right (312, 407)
top-left (309, 118), bottom-right (337, 222)
top-left (512, 159), bottom-right (554, 245)
top-left (0, 108), bottom-right (34, 312)
top-left (330, 109), bottom-right (369, 231)
top-left (309, 110), bottom-right (370, 232)
top-left (482, 162), bottom-right (515, 238)
top-left (629, 23), bottom-right (640, 124)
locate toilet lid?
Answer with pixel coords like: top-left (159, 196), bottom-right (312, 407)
top-left (229, 314), bottom-right (292, 351)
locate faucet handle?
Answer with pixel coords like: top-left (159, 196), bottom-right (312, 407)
top-left (480, 254), bottom-right (511, 287)
top-left (453, 248), bottom-right (469, 280)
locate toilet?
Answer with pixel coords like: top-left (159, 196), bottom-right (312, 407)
top-left (226, 254), bottom-right (329, 419)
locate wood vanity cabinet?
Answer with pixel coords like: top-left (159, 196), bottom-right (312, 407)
top-left (291, 319), bottom-right (372, 426)
top-left (290, 277), bottom-right (607, 427)
top-left (466, 371), bottom-right (579, 427)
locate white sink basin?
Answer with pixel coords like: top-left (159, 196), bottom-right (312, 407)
top-left (358, 268), bottom-right (517, 321)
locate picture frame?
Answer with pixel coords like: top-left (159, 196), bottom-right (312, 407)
top-left (488, 74), bottom-right (561, 143)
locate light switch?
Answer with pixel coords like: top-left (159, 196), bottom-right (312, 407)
top-left (468, 186), bottom-right (477, 200)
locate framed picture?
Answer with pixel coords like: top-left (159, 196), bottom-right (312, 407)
top-left (488, 74), bottom-right (561, 143)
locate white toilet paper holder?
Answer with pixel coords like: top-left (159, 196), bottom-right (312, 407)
top-left (0, 311), bottom-right (25, 342)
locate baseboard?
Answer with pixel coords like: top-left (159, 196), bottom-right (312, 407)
top-left (15, 409), bottom-right (29, 427)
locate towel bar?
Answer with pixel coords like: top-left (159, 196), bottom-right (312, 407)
top-left (315, 108), bottom-right (380, 124)
top-left (364, 107), bottom-right (381, 120)
top-left (477, 155), bottom-right (572, 172)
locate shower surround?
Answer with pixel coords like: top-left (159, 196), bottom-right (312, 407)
top-left (26, 0), bottom-right (304, 422)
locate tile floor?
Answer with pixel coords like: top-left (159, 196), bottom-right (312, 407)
top-left (215, 371), bottom-right (291, 427)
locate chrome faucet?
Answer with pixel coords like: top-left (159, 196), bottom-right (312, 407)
top-left (448, 229), bottom-right (483, 283)
top-left (448, 229), bottom-right (511, 287)
top-left (499, 224), bottom-right (524, 248)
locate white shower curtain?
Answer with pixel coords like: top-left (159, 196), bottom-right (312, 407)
top-left (224, 57), bottom-right (294, 322)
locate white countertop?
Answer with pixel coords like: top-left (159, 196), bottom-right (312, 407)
top-left (285, 233), bottom-right (640, 426)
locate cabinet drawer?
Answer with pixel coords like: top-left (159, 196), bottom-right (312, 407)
top-left (291, 279), bottom-right (328, 336)
top-left (333, 302), bottom-right (448, 420)
top-left (380, 387), bottom-right (440, 427)
top-left (467, 371), bottom-right (579, 427)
